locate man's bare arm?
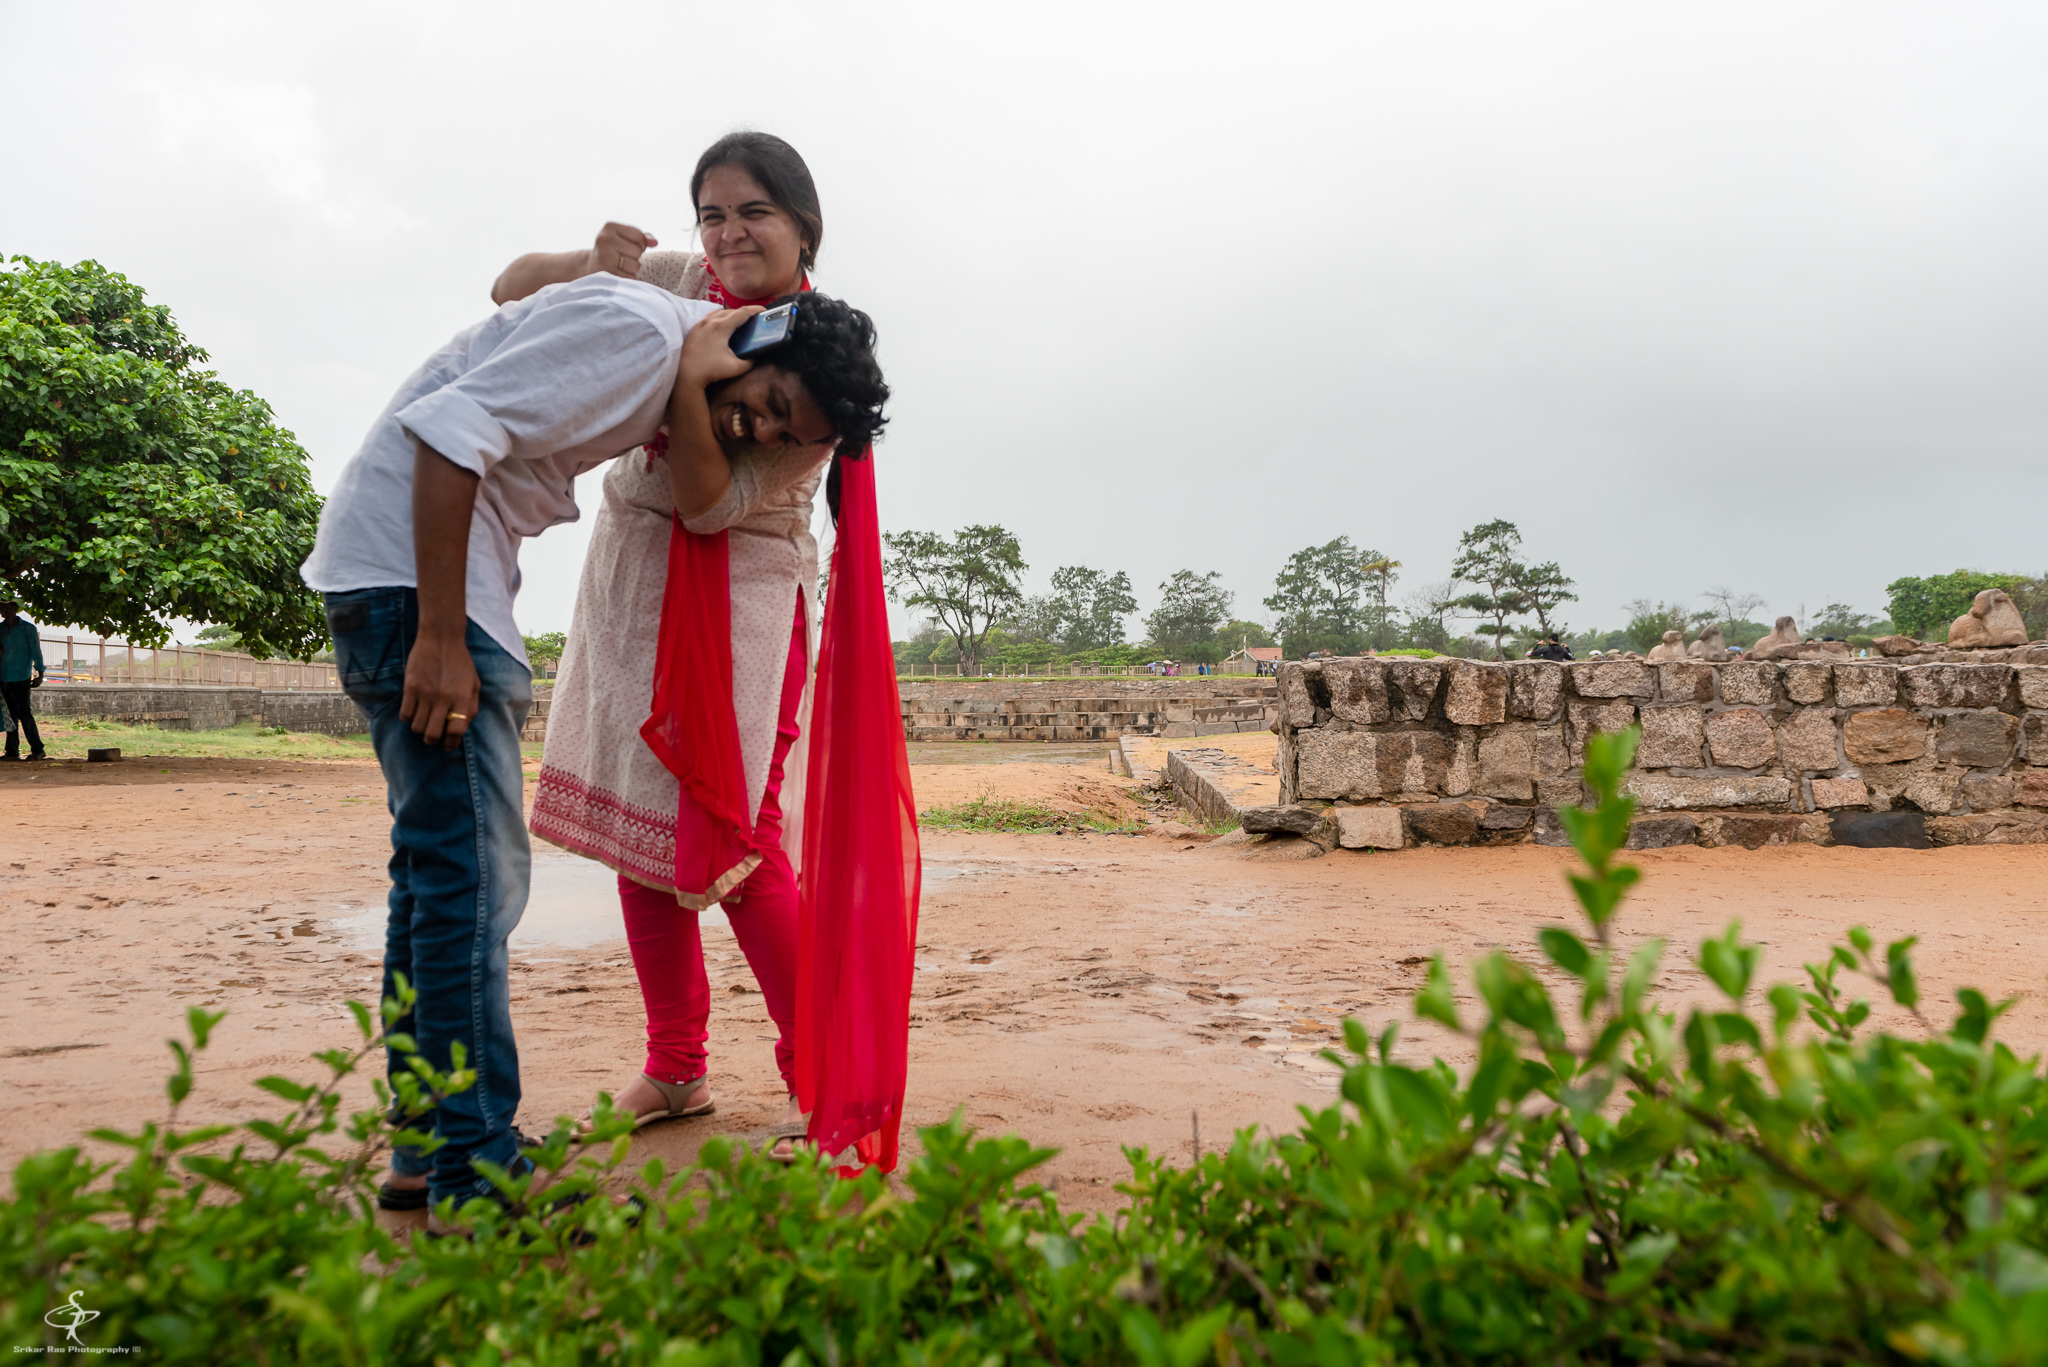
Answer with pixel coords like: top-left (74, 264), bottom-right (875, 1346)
top-left (404, 441), bottom-right (482, 749)
top-left (490, 222), bottom-right (657, 305)
top-left (663, 308), bottom-right (762, 518)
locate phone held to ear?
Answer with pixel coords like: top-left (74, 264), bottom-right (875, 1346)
top-left (729, 302), bottom-right (795, 358)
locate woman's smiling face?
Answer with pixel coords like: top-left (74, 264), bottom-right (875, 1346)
top-left (696, 164), bottom-right (808, 300)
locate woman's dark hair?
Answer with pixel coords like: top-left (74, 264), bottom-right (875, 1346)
top-left (747, 293), bottom-right (888, 522)
top-left (691, 131), bottom-right (824, 272)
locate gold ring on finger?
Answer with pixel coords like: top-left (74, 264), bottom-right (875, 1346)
top-left (447, 712), bottom-right (469, 721)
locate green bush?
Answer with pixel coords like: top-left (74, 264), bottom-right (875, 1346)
top-left (9, 729), bottom-right (2048, 1363)
top-left (1886, 570), bottom-right (2026, 641)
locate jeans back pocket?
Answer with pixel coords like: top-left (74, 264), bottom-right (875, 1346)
top-left (326, 589), bottom-right (410, 711)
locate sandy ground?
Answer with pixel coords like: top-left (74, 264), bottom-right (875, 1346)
top-left (4, 748), bottom-right (2046, 1217)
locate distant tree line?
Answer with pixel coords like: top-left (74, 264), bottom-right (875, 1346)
top-left (878, 523), bottom-right (2048, 676)
top-left (881, 518), bottom-right (1588, 673)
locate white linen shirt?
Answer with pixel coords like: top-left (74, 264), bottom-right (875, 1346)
top-left (301, 275), bottom-right (718, 666)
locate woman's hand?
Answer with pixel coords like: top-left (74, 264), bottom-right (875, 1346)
top-left (490, 222), bottom-right (656, 305)
top-left (584, 222), bottom-right (657, 281)
top-left (678, 305), bottom-right (763, 392)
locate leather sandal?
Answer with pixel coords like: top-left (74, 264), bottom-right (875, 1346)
top-left (577, 1072), bottom-right (713, 1138)
top-left (763, 1119), bottom-right (811, 1164)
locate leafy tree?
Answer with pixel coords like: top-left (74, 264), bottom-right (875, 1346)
top-left (1145, 568), bottom-right (1231, 662)
top-left (2002, 573), bottom-right (2048, 640)
top-left (892, 619), bottom-right (957, 676)
top-left (1359, 553), bottom-right (1402, 649)
top-left (194, 623), bottom-right (242, 650)
top-left (1514, 560), bottom-right (1576, 636)
top-left (1043, 565), bottom-right (1137, 651)
top-left (521, 631), bottom-right (567, 673)
top-left (995, 595), bottom-right (1061, 646)
top-left (1401, 579), bottom-right (1460, 652)
top-left (1263, 536), bottom-right (1376, 655)
top-left (1885, 569), bottom-right (2025, 640)
top-left (0, 257), bottom-right (326, 657)
top-left (1217, 619), bottom-right (1276, 652)
top-left (1810, 603), bottom-right (1885, 639)
top-left (1720, 618), bottom-right (1772, 649)
top-left (882, 525), bottom-right (1026, 674)
top-left (1449, 519), bottom-right (1532, 658)
top-left (1622, 599), bottom-right (1690, 654)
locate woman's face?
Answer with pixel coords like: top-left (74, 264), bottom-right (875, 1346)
top-left (696, 164), bottom-right (807, 300)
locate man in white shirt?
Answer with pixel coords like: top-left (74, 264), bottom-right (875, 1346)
top-left (302, 278), bottom-right (884, 1220)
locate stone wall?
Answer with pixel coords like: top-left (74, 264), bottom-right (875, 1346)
top-left (1265, 649), bottom-right (2048, 851)
top-left (36, 685), bottom-right (369, 736)
top-left (898, 679), bottom-right (1277, 742)
top-left (516, 679), bottom-right (1277, 746)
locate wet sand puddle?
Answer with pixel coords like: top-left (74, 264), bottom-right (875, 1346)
top-left (332, 851), bottom-right (974, 951)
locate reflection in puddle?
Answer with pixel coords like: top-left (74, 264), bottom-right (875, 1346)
top-left (337, 852), bottom-right (969, 950)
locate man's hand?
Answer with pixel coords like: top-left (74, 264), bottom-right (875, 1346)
top-left (408, 439), bottom-right (483, 750)
top-left (401, 629), bottom-right (480, 750)
top-left (585, 222), bottom-right (656, 281)
top-left (678, 305), bottom-right (763, 391)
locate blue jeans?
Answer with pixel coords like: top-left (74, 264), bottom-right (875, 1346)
top-left (325, 588), bottom-right (533, 1204)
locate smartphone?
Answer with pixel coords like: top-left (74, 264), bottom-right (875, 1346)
top-left (729, 301), bottom-right (796, 357)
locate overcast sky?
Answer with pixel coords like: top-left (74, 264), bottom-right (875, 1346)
top-left (5, 1), bottom-right (2045, 643)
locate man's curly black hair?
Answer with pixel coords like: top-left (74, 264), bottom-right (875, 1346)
top-left (743, 292), bottom-right (887, 523)
top-left (753, 292), bottom-right (888, 457)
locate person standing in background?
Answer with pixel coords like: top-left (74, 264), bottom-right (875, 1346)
top-left (0, 599), bottom-right (46, 761)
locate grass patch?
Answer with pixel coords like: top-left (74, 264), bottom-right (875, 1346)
top-left (30, 719), bottom-right (380, 762)
top-left (30, 719), bottom-right (548, 764)
top-left (921, 786), bottom-right (1141, 834)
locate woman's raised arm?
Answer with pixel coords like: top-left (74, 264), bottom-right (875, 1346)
top-left (490, 222), bottom-right (657, 305)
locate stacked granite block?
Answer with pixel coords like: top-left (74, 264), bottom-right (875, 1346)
top-left (1258, 656), bottom-right (2048, 851)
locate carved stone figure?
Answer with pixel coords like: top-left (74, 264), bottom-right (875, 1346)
top-left (1747, 616), bottom-right (1803, 660)
top-left (1948, 588), bottom-right (2028, 649)
top-left (1686, 624), bottom-right (1725, 659)
top-left (1646, 630), bottom-right (1687, 662)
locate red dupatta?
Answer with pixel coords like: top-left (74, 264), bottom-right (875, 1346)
top-left (797, 447), bottom-right (920, 1171)
top-left (643, 264), bottom-right (919, 1171)
top-left (639, 267), bottom-right (814, 899)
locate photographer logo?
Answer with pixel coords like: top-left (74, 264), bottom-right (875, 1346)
top-left (43, 1291), bottom-right (100, 1344)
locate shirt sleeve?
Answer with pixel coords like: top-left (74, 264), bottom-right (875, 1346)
top-left (395, 287), bottom-right (680, 478)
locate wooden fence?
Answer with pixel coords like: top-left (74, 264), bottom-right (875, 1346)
top-left (36, 634), bottom-right (340, 691)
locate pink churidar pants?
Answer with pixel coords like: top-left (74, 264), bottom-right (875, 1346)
top-left (619, 604), bottom-right (806, 1093)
